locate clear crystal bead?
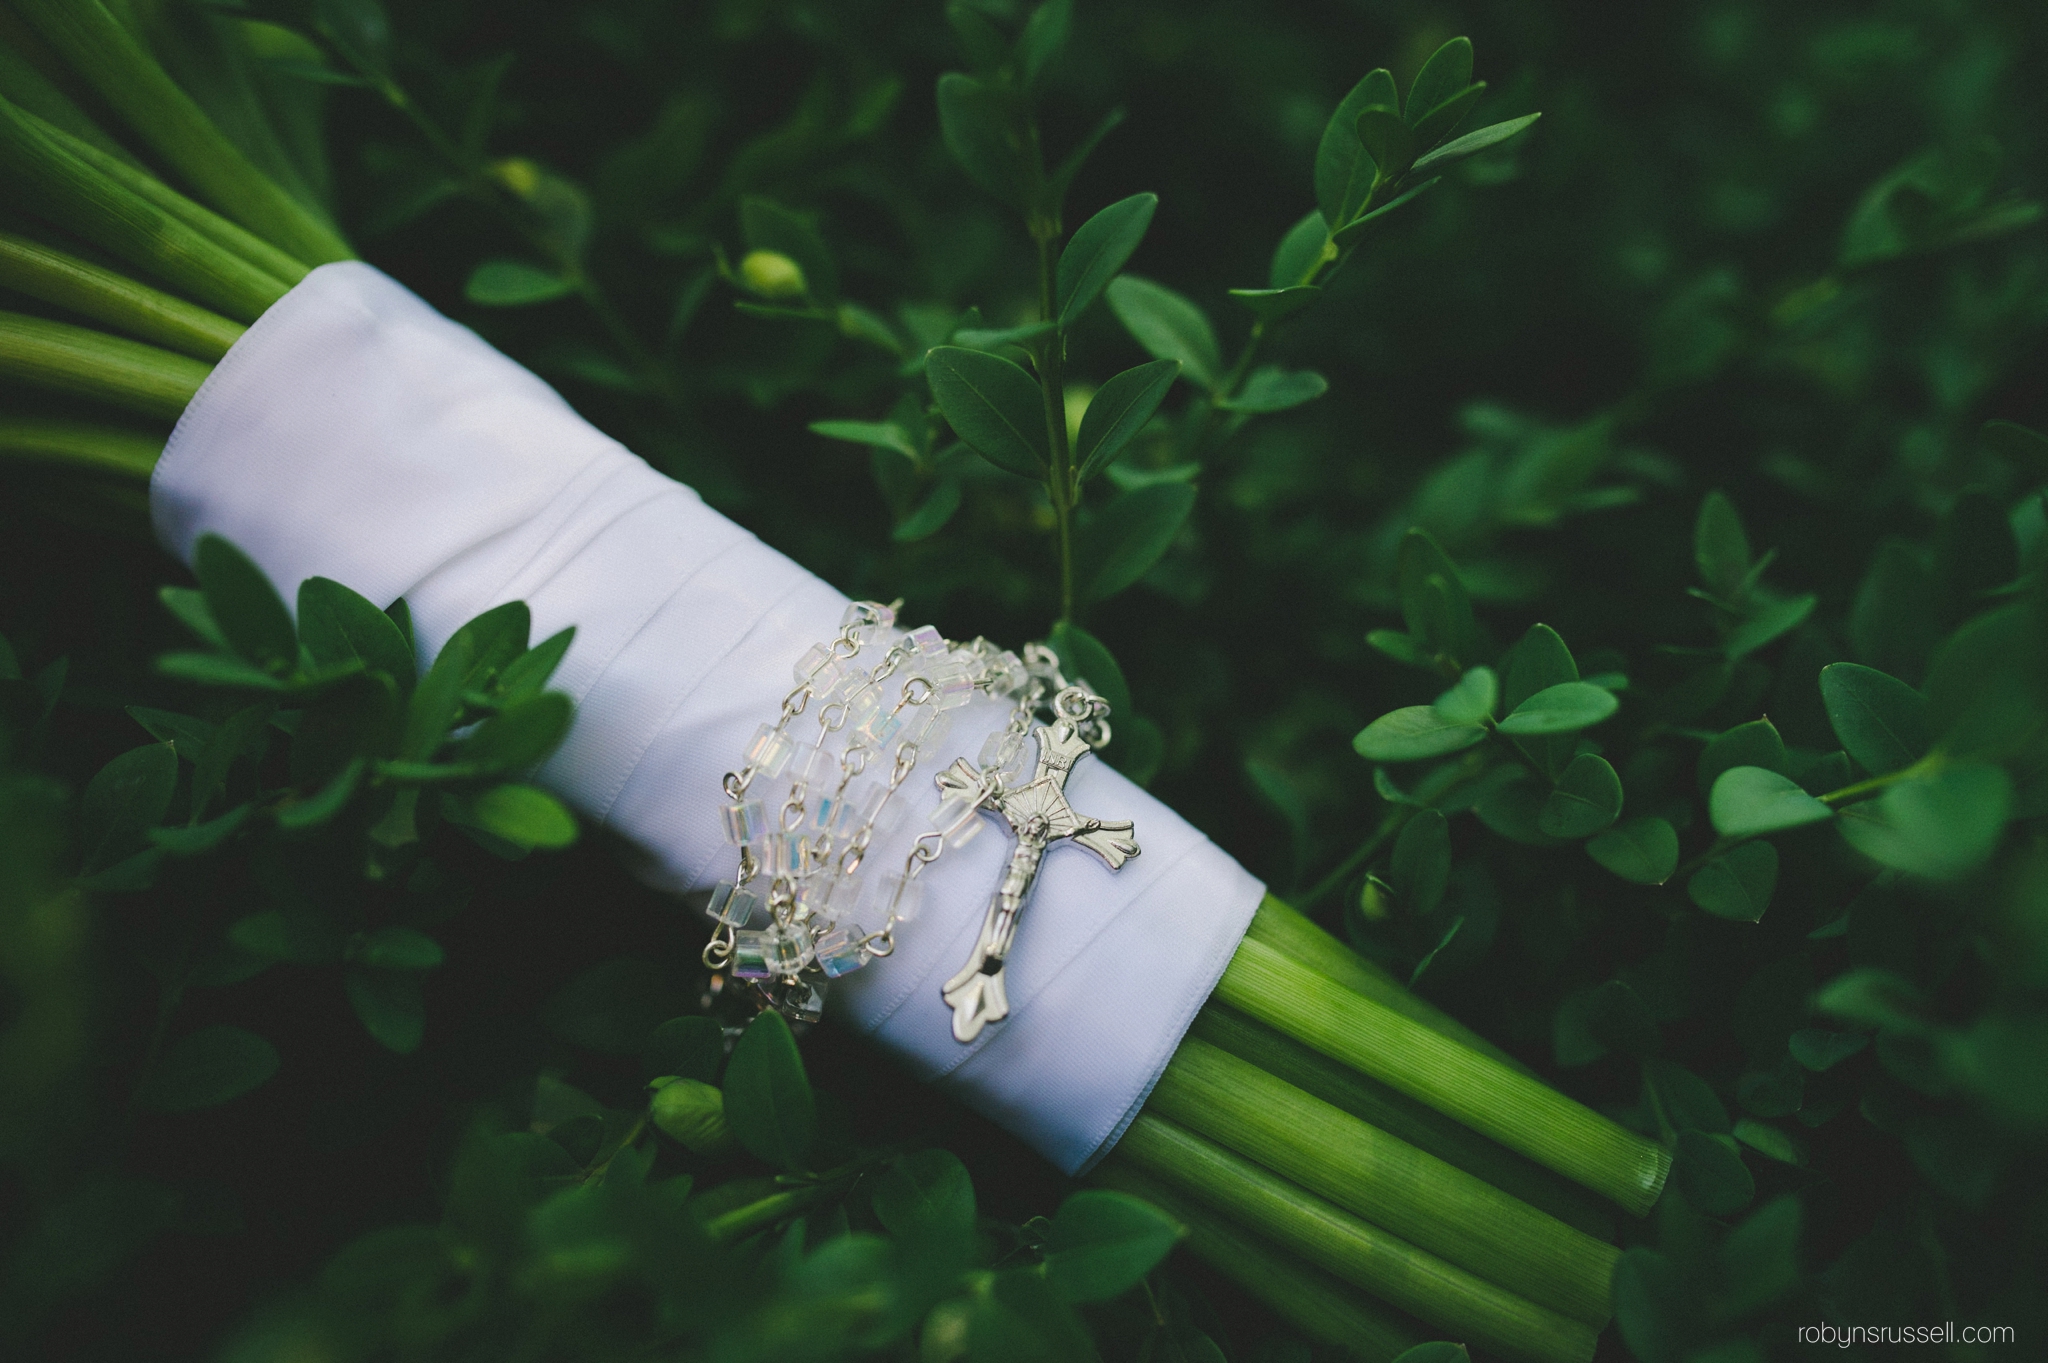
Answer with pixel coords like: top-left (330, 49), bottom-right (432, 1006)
top-left (765, 830), bottom-right (809, 879)
top-left (878, 872), bottom-right (922, 924)
top-left (746, 723), bottom-right (795, 778)
top-left (706, 881), bottom-right (762, 927)
top-left (909, 624), bottom-right (946, 656)
top-left (794, 642), bottom-right (835, 684)
top-left (813, 927), bottom-right (868, 979)
top-left (787, 741), bottom-right (835, 789)
top-left (720, 798), bottom-right (766, 846)
top-left (845, 686), bottom-right (883, 729)
top-left (933, 673), bottom-right (975, 711)
top-left (855, 705), bottom-right (903, 747)
top-left (732, 926), bottom-right (811, 979)
top-left (795, 869), bottom-right (840, 917)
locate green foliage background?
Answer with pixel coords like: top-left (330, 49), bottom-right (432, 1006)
top-left (3, 0), bottom-right (2047, 1359)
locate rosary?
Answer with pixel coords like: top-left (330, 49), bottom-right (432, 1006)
top-left (703, 602), bottom-right (1138, 1038)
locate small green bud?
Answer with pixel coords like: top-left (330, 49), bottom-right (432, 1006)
top-left (650, 1076), bottom-right (734, 1155)
top-left (739, 250), bottom-right (808, 301)
top-left (491, 157), bottom-right (542, 199)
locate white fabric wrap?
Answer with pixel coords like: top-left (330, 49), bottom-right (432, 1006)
top-left (151, 262), bottom-right (1263, 1174)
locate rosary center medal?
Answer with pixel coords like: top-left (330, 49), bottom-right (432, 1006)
top-left (938, 686), bottom-right (1140, 1042)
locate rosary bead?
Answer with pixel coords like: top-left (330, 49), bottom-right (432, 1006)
top-left (909, 624), bottom-right (947, 656)
top-left (705, 880), bottom-right (762, 927)
top-left (854, 705), bottom-right (903, 747)
top-left (745, 723), bottom-right (795, 778)
top-left (764, 830), bottom-right (809, 879)
top-left (720, 798), bottom-right (767, 846)
top-left (813, 926), bottom-right (868, 979)
top-left (793, 642), bottom-right (836, 684)
top-left (786, 741), bottom-right (836, 790)
top-left (732, 926), bottom-right (811, 979)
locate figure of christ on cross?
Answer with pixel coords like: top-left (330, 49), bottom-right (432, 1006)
top-left (936, 687), bottom-right (1141, 1042)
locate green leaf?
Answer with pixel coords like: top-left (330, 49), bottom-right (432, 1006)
top-left (1540, 753), bottom-right (1623, 838)
top-left (1047, 106), bottom-right (1126, 203)
top-left (1720, 1196), bottom-right (1801, 1316)
top-left (1314, 68), bottom-right (1398, 228)
top-left (1406, 37), bottom-right (1474, 126)
top-left (808, 419), bottom-right (919, 460)
top-left (644, 1016), bottom-right (724, 1084)
top-left (936, 72), bottom-right (1032, 209)
top-left (1409, 112), bottom-right (1540, 175)
top-left (1820, 663), bottom-right (1930, 776)
top-left (1708, 766), bottom-right (1833, 838)
top-left (1390, 808), bottom-right (1450, 915)
top-left (1397, 530), bottom-right (1477, 665)
top-left (1588, 979), bottom-right (1660, 1057)
top-left (194, 535), bottom-right (296, 673)
top-left (458, 693), bottom-right (573, 772)
top-left (1227, 285), bottom-right (1321, 323)
top-left (1105, 275), bottom-right (1222, 390)
top-left (723, 1010), bottom-right (815, 1170)
top-left (1646, 1058), bottom-right (1731, 1134)
top-left (400, 632), bottom-right (472, 761)
top-left (1497, 682), bottom-right (1618, 735)
top-left (1732, 1119), bottom-right (1805, 1166)
top-left (450, 783), bottom-right (578, 849)
top-left (445, 602), bottom-right (530, 692)
top-left (1836, 763), bottom-right (2012, 879)
top-left (926, 345), bottom-right (1048, 478)
top-left (1409, 82), bottom-right (1487, 151)
top-left (1981, 419), bottom-right (2048, 479)
top-left (229, 909), bottom-right (344, 964)
top-left (1693, 491), bottom-right (1750, 600)
top-left (1268, 208), bottom-right (1328, 289)
top-left (1353, 706), bottom-right (1487, 762)
top-left (894, 476), bottom-right (963, 542)
top-left (1432, 666), bottom-right (1497, 725)
top-left (134, 1025), bottom-right (279, 1112)
top-left (156, 651), bottom-right (289, 692)
top-left (159, 587), bottom-right (230, 651)
top-left (275, 755), bottom-right (364, 829)
top-left (1688, 841), bottom-right (1779, 922)
top-left (1366, 629), bottom-right (1431, 669)
top-left (350, 926), bottom-right (444, 971)
top-left (150, 803), bottom-right (253, 854)
top-left (1058, 193), bottom-right (1157, 325)
top-left (1697, 718), bottom-right (1786, 798)
top-left (1673, 1129), bottom-right (1754, 1216)
top-left (740, 196), bottom-right (837, 305)
top-left (1355, 108), bottom-right (1415, 183)
top-left (872, 1148), bottom-right (976, 1249)
top-left (346, 967), bottom-right (425, 1053)
top-left (494, 627), bottom-right (573, 705)
top-left (1017, 0), bottom-right (1072, 90)
top-left (1076, 483), bottom-right (1197, 602)
top-left (1502, 623), bottom-right (1577, 710)
top-left (464, 259), bottom-right (573, 306)
top-left (1048, 621), bottom-right (1132, 722)
top-left (1043, 1189), bottom-right (1182, 1304)
top-left (1219, 366), bottom-right (1327, 413)
top-left (1392, 1347), bottom-right (1470, 1363)
top-left (1725, 594), bottom-right (1816, 658)
top-left (298, 577), bottom-right (415, 690)
top-left (1586, 817), bottom-right (1679, 884)
top-left (81, 743), bottom-right (178, 871)
top-left (1076, 359), bottom-right (1180, 481)
top-left (1328, 176), bottom-right (1441, 249)
top-left (1789, 1028), bottom-right (1868, 1072)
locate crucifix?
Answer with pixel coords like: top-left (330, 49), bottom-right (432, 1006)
top-left (936, 686), bottom-right (1139, 1042)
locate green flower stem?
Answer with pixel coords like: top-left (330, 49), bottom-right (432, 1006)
top-left (1115, 1115), bottom-right (1599, 1363)
top-left (0, 95), bottom-right (295, 322)
top-left (1819, 752), bottom-right (1941, 806)
top-left (1148, 1037), bottom-right (1617, 1326)
top-left (1094, 1159), bottom-right (1421, 1363)
top-left (1246, 894), bottom-right (1533, 1077)
top-left (699, 1179), bottom-right (847, 1244)
top-left (34, 110), bottom-right (313, 288)
top-left (1032, 223), bottom-right (1077, 624)
top-left (0, 310), bottom-right (209, 422)
top-left (0, 417), bottom-right (163, 481)
top-left (11, 0), bottom-right (352, 266)
top-left (1189, 1007), bottom-right (1617, 1243)
top-left (0, 228), bottom-right (245, 360)
top-left (1216, 933), bottom-right (1672, 1217)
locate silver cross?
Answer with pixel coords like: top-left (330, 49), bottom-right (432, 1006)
top-left (937, 687), bottom-right (1139, 1042)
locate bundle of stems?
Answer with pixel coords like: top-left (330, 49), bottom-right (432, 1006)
top-left (0, 7), bottom-right (1674, 1358)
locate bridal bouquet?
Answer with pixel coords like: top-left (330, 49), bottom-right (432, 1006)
top-left (17, 3), bottom-right (2034, 1362)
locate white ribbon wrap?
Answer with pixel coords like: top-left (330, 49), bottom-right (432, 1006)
top-left (151, 262), bottom-right (1264, 1174)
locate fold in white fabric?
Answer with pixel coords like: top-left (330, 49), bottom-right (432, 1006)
top-left (151, 262), bottom-right (1264, 1174)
